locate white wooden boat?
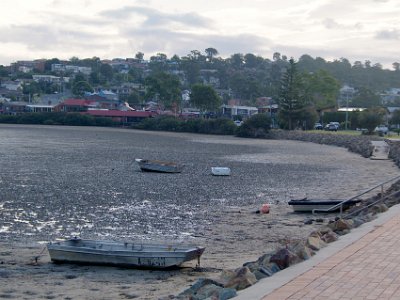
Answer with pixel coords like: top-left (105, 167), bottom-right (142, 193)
top-left (47, 238), bottom-right (205, 268)
top-left (211, 167), bottom-right (231, 176)
top-left (288, 198), bottom-right (361, 212)
top-left (135, 158), bottom-right (183, 173)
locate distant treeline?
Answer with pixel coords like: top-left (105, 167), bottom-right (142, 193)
top-left (4, 50), bottom-right (400, 108)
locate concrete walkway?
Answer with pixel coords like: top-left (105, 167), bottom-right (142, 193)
top-left (235, 204), bottom-right (400, 300)
top-left (371, 140), bottom-right (390, 160)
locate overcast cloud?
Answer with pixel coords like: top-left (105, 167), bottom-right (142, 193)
top-left (0, 0), bottom-right (399, 69)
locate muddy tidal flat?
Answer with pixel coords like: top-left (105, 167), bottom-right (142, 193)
top-left (0, 124), bottom-right (399, 299)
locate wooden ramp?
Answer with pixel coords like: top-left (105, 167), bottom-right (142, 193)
top-left (370, 140), bottom-right (390, 160)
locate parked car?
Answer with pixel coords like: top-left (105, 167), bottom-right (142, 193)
top-left (314, 123), bottom-right (323, 130)
top-left (324, 122), bottom-right (339, 131)
top-left (374, 125), bottom-right (388, 135)
top-left (327, 123), bottom-right (338, 131)
top-left (234, 120), bottom-right (243, 126)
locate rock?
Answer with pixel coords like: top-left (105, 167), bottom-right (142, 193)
top-left (334, 219), bottom-right (353, 231)
top-left (253, 270), bottom-right (270, 280)
top-left (321, 231), bottom-right (339, 243)
top-left (242, 261), bottom-right (259, 273)
top-left (218, 288), bottom-right (237, 300)
top-left (307, 236), bottom-right (327, 251)
top-left (256, 253), bottom-right (273, 267)
top-left (371, 203), bottom-right (389, 214)
top-left (221, 267), bottom-right (257, 291)
top-left (256, 262), bottom-right (281, 276)
top-left (289, 241), bottom-right (315, 260)
top-left (304, 219), bottom-right (313, 225)
top-left (178, 278), bottom-right (224, 299)
top-left (194, 284), bottom-right (237, 300)
top-left (269, 248), bottom-right (300, 270)
top-left (351, 217), bottom-right (365, 228)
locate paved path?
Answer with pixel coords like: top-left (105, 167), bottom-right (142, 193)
top-left (371, 140), bottom-right (390, 160)
top-left (235, 204), bottom-right (400, 300)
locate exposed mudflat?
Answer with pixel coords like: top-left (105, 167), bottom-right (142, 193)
top-left (0, 124), bottom-right (398, 299)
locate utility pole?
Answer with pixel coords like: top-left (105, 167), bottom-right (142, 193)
top-left (345, 93), bottom-right (349, 130)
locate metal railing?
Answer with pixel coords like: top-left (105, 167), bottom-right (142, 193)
top-left (312, 175), bottom-right (400, 216)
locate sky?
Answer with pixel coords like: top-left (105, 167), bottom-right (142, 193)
top-left (1, 0), bottom-right (399, 69)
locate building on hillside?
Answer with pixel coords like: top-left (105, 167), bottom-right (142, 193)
top-left (10, 60), bottom-right (46, 73)
top-left (0, 88), bottom-right (24, 101)
top-left (26, 104), bottom-right (54, 113)
top-left (54, 99), bottom-right (98, 112)
top-left (2, 101), bottom-right (29, 114)
top-left (51, 64), bottom-right (92, 75)
top-left (32, 75), bottom-right (70, 84)
top-left (381, 88), bottom-right (400, 105)
top-left (81, 110), bottom-right (155, 125)
top-left (84, 91), bottom-right (120, 109)
top-left (1, 80), bottom-right (23, 91)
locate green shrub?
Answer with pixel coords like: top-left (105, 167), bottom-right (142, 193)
top-left (236, 114), bottom-right (272, 137)
top-left (0, 112), bottom-right (114, 127)
top-left (132, 116), bottom-right (236, 135)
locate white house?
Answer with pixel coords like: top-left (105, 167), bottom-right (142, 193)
top-left (221, 104), bottom-right (258, 118)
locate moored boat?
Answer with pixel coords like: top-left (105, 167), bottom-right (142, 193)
top-left (47, 237), bottom-right (205, 268)
top-left (135, 158), bottom-right (183, 173)
top-left (211, 167), bottom-right (231, 176)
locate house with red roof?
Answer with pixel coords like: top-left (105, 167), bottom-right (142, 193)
top-left (54, 98), bottom-right (98, 112)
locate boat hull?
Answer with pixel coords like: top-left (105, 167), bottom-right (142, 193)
top-left (211, 167), bottom-right (231, 176)
top-left (135, 159), bottom-right (182, 173)
top-left (47, 239), bottom-right (204, 268)
top-left (288, 199), bottom-right (360, 212)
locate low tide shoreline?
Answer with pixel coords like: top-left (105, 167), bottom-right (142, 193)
top-left (0, 125), bottom-right (399, 299)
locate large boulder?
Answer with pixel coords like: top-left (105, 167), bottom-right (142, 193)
top-left (288, 241), bottom-right (315, 260)
top-left (178, 278), bottom-right (224, 299)
top-left (307, 235), bottom-right (327, 251)
top-left (194, 284), bottom-right (237, 300)
top-left (329, 218), bottom-right (354, 232)
top-left (269, 248), bottom-right (301, 270)
top-left (321, 231), bottom-right (339, 243)
top-left (220, 267), bottom-right (257, 290)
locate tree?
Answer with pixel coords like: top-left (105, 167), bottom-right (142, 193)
top-left (230, 53), bottom-right (244, 69)
top-left (273, 52), bottom-right (281, 61)
top-left (0, 65), bottom-right (9, 77)
top-left (358, 108), bottom-right (384, 134)
top-left (145, 72), bottom-right (181, 110)
top-left (135, 52), bottom-right (144, 60)
top-left (190, 84), bottom-right (221, 113)
top-left (278, 58), bottom-right (308, 130)
top-left (351, 87), bottom-right (381, 108)
top-left (244, 53), bottom-right (258, 68)
top-left (125, 91), bottom-right (142, 107)
top-left (236, 113), bottom-right (272, 138)
top-left (99, 63), bottom-right (114, 82)
top-left (72, 73), bottom-right (93, 97)
top-left (44, 58), bottom-right (60, 72)
top-left (304, 70), bottom-right (340, 111)
top-left (390, 109), bottom-right (400, 127)
top-left (72, 81), bottom-right (93, 97)
top-left (205, 48), bottom-right (218, 62)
